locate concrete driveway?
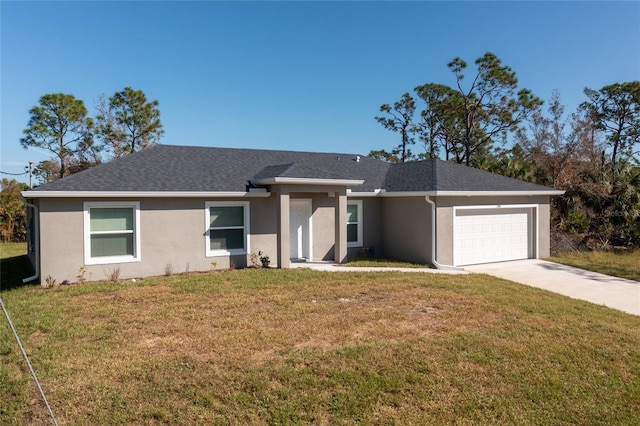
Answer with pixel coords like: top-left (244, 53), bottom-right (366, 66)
top-left (465, 259), bottom-right (640, 316)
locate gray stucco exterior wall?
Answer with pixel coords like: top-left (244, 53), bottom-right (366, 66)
top-left (38, 197), bottom-right (279, 283)
top-left (35, 189), bottom-right (353, 283)
top-left (381, 197), bottom-right (433, 265)
top-left (33, 192), bottom-right (554, 283)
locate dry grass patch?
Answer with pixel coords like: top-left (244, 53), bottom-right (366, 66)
top-left (549, 249), bottom-right (640, 281)
top-left (2, 268), bottom-right (639, 425)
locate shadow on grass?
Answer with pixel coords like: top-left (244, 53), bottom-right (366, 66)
top-left (1, 254), bottom-right (36, 292)
top-left (345, 257), bottom-right (434, 269)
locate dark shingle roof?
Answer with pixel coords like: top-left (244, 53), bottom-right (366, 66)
top-left (430, 159), bottom-right (552, 192)
top-left (29, 144), bottom-right (555, 194)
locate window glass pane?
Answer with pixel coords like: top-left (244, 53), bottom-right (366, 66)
top-left (210, 206), bottom-right (244, 227)
top-left (91, 233), bottom-right (133, 257)
top-left (90, 208), bottom-right (133, 232)
top-left (347, 223), bottom-right (358, 243)
top-left (346, 204), bottom-right (358, 223)
top-left (210, 229), bottom-right (245, 251)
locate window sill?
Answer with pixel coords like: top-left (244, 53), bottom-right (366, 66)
top-left (85, 255), bottom-right (141, 265)
top-left (206, 249), bottom-right (247, 258)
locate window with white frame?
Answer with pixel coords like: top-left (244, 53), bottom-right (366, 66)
top-left (347, 200), bottom-right (363, 247)
top-left (84, 202), bottom-right (141, 265)
top-left (206, 201), bottom-right (249, 256)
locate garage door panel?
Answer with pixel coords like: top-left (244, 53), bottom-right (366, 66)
top-left (454, 208), bottom-right (532, 266)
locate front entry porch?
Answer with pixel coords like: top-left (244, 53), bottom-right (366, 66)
top-left (274, 185), bottom-right (348, 269)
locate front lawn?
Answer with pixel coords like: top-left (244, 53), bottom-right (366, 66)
top-left (1, 261), bottom-right (639, 424)
top-left (549, 249), bottom-right (640, 282)
top-left (344, 257), bottom-right (432, 268)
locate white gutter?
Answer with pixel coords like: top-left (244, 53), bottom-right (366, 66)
top-left (21, 190), bottom-right (271, 199)
top-left (21, 201), bottom-right (40, 284)
top-left (425, 196), bottom-right (463, 271)
top-left (428, 190), bottom-right (565, 197)
top-left (251, 177), bottom-right (364, 186)
top-left (348, 190), bottom-right (564, 198)
top-left (22, 189), bottom-right (566, 199)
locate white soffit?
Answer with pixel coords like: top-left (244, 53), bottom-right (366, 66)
top-left (347, 190), bottom-right (564, 198)
top-left (252, 177), bottom-right (364, 186)
top-left (21, 191), bottom-right (272, 199)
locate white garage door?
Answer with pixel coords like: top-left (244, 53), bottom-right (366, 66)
top-left (454, 208), bottom-right (533, 266)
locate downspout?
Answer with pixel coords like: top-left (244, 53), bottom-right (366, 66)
top-left (425, 196), bottom-right (463, 270)
top-left (21, 200), bottom-right (40, 283)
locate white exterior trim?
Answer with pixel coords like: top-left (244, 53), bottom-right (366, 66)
top-left (432, 190), bottom-right (563, 197)
top-left (23, 190), bottom-right (270, 199)
top-left (454, 203), bottom-right (539, 211)
top-left (24, 189), bottom-right (563, 199)
top-left (349, 190), bottom-right (564, 198)
top-left (205, 201), bottom-right (251, 258)
top-left (347, 199), bottom-right (363, 248)
top-left (83, 201), bottom-right (142, 265)
top-left (251, 177), bottom-right (364, 186)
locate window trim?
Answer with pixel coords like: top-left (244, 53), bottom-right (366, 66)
top-left (347, 200), bottom-right (363, 248)
top-left (83, 201), bottom-right (141, 265)
top-left (205, 201), bottom-right (250, 257)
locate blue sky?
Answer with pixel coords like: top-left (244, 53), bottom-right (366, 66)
top-left (2, 1), bottom-right (639, 183)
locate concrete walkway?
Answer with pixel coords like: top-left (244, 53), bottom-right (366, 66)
top-left (289, 261), bottom-right (467, 274)
top-left (465, 259), bottom-right (640, 316)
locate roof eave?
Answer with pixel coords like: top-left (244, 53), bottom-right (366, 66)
top-left (21, 190), bottom-right (271, 199)
top-left (22, 188), bottom-right (565, 199)
top-left (347, 189), bottom-right (565, 197)
top-left (430, 190), bottom-right (565, 196)
top-left (251, 177), bottom-right (365, 186)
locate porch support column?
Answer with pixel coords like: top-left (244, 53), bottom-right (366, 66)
top-left (334, 188), bottom-right (347, 264)
top-left (276, 189), bottom-right (290, 268)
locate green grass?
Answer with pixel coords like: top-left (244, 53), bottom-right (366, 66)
top-left (549, 249), bottom-right (640, 282)
top-left (1, 243), bottom-right (36, 424)
top-left (344, 257), bottom-right (432, 268)
top-left (2, 244), bottom-right (640, 424)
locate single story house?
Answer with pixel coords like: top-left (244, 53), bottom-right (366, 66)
top-left (21, 145), bottom-right (563, 283)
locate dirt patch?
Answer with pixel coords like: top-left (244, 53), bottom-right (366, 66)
top-left (27, 330), bottom-right (48, 347)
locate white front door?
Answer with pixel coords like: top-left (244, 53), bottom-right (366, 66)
top-left (290, 199), bottom-right (311, 260)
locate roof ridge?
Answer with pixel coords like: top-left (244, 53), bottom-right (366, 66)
top-left (26, 145), bottom-right (556, 194)
top-left (158, 143), bottom-right (369, 158)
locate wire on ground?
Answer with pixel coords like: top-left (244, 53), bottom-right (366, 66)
top-left (0, 296), bottom-right (59, 425)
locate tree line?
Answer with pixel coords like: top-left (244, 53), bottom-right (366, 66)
top-left (3, 59), bottom-right (639, 249)
top-left (373, 52), bottom-right (640, 249)
top-left (1, 87), bottom-right (163, 242)
top-left (20, 87), bottom-right (164, 184)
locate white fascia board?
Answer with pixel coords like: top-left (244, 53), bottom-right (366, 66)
top-left (347, 189), bottom-right (385, 197)
top-left (21, 191), bottom-right (272, 199)
top-left (430, 190), bottom-right (565, 196)
top-left (252, 177), bottom-right (364, 186)
top-left (27, 188), bottom-right (564, 199)
top-left (347, 189), bottom-right (565, 198)
top-left (374, 191), bottom-right (434, 198)
top-left (347, 191), bottom-right (435, 198)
